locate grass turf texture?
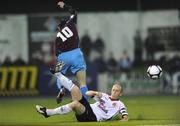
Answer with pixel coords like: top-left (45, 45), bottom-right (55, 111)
top-left (0, 96), bottom-right (180, 126)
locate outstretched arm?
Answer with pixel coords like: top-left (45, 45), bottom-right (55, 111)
top-left (57, 1), bottom-right (77, 23)
top-left (86, 90), bottom-right (102, 98)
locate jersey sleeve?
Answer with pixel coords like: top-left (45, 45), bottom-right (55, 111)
top-left (63, 4), bottom-right (77, 24)
top-left (119, 102), bottom-right (128, 117)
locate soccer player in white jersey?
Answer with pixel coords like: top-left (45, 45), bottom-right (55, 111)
top-left (36, 72), bottom-right (128, 122)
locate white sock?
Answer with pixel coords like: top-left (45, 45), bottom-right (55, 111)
top-left (46, 104), bottom-right (72, 116)
top-left (55, 72), bottom-right (75, 91)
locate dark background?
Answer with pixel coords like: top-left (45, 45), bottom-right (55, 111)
top-left (0, 0), bottom-right (180, 14)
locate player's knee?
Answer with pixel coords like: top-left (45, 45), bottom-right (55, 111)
top-left (75, 101), bottom-right (82, 108)
top-left (72, 101), bottom-right (85, 114)
top-left (71, 85), bottom-right (82, 100)
top-left (71, 101), bottom-right (81, 109)
top-left (72, 85), bottom-right (79, 92)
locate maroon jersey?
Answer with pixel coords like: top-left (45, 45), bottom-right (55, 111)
top-left (55, 15), bottom-right (79, 55)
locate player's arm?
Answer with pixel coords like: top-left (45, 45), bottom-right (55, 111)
top-left (57, 1), bottom-right (77, 23)
top-left (119, 104), bottom-right (129, 121)
top-left (86, 90), bottom-right (102, 98)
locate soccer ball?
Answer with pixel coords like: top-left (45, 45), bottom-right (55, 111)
top-left (147, 65), bottom-right (162, 79)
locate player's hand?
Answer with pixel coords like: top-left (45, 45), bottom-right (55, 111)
top-left (57, 1), bottom-right (65, 8)
top-left (96, 92), bottom-right (102, 98)
top-left (120, 115), bottom-right (129, 121)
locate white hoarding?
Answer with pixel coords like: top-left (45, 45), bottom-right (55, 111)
top-left (0, 15), bottom-right (28, 63)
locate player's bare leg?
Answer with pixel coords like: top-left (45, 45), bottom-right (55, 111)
top-left (76, 71), bottom-right (86, 87)
top-left (69, 101), bottom-right (85, 115)
top-left (76, 70), bottom-right (89, 100)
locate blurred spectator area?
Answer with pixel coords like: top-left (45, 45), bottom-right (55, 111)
top-left (147, 26), bottom-right (180, 52)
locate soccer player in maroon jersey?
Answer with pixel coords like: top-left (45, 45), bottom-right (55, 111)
top-left (50, 1), bottom-right (88, 103)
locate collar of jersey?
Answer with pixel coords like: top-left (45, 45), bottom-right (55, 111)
top-left (109, 96), bottom-right (119, 101)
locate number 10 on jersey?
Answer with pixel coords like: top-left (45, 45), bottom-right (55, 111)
top-left (57, 27), bottom-right (73, 42)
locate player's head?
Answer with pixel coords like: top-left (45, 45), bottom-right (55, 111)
top-left (111, 81), bottom-right (123, 99)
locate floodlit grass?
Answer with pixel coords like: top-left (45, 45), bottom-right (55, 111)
top-left (0, 96), bottom-right (180, 126)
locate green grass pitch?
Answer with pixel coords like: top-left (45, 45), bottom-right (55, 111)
top-left (0, 96), bottom-right (180, 126)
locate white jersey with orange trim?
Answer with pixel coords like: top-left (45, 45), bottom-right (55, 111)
top-left (90, 93), bottom-right (128, 121)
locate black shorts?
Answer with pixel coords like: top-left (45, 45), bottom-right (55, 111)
top-left (75, 96), bottom-right (97, 122)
